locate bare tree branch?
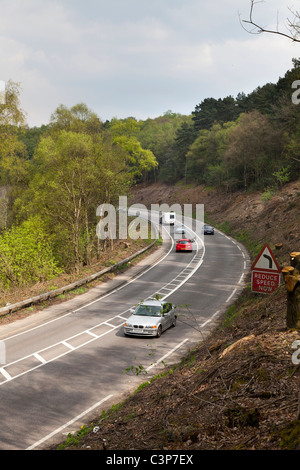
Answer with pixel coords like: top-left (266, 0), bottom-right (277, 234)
top-left (240, 0), bottom-right (300, 43)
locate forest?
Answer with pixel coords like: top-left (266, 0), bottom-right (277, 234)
top-left (0, 59), bottom-right (300, 290)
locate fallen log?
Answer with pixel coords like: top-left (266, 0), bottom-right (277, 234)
top-left (219, 334), bottom-right (255, 359)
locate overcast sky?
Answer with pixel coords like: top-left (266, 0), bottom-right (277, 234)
top-left (0, 0), bottom-right (299, 127)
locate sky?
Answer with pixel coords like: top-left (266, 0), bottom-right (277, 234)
top-left (0, 0), bottom-right (299, 127)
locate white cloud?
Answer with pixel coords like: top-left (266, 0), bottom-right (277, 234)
top-left (0, 0), bottom-right (298, 126)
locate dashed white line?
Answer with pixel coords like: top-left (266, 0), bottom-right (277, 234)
top-left (86, 331), bottom-right (98, 338)
top-left (0, 367), bottom-right (12, 381)
top-left (34, 353), bottom-right (47, 364)
top-left (62, 341), bottom-right (75, 350)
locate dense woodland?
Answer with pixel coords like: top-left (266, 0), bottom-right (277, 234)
top-left (0, 59), bottom-right (300, 289)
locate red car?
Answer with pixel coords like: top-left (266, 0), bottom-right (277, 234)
top-left (176, 238), bottom-right (193, 252)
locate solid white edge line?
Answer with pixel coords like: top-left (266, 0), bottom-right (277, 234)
top-left (146, 338), bottom-right (189, 372)
top-left (226, 288), bottom-right (237, 303)
top-left (26, 394), bottom-right (114, 450)
top-left (200, 310), bottom-right (220, 328)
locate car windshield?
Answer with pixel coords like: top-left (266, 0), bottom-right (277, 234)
top-left (179, 240), bottom-right (189, 244)
top-left (134, 305), bottom-right (162, 316)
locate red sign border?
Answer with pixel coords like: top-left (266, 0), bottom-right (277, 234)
top-left (251, 243), bottom-right (281, 273)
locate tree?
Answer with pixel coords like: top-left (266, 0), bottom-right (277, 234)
top-left (21, 130), bottom-right (130, 272)
top-left (49, 103), bottom-right (103, 135)
top-left (138, 113), bottom-right (192, 182)
top-left (186, 121), bottom-right (236, 186)
top-left (108, 118), bottom-right (158, 182)
top-left (192, 96), bottom-right (240, 131)
top-left (0, 81), bottom-right (29, 225)
top-left (0, 80), bottom-right (26, 129)
top-left (0, 80), bottom-right (28, 173)
top-left (172, 121), bottom-right (197, 183)
top-left (224, 111), bottom-right (283, 190)
top-left (241, 1), bottom-right (300, 43)
top-left (17, 125), bottom-right (50, 159)
top-left (282, 252), bottom-right (300, 329)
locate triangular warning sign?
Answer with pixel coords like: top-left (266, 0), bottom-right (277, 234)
top-left (251, 244), bottom-right (281, 273)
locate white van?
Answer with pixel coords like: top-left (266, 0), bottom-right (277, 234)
top-left (159, 211), bottom-right (176, 225)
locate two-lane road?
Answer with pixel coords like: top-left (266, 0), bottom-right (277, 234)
top-left (0, 220), bottom-right (249, 450)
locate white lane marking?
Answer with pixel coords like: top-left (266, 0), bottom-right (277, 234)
top-left (86, 331), bottom-right (98, 338)
top-left (0, 223), bottom-right (205, 385)
top-left (3, 224), bottom-right (174, 341)
top-left (226, 288), bottom-right (237, 303)
top-left (15, 221), bottom-right (248, 450)
top-left (73, 224), bottom-right (175, 312)
top-left (62, 341), bottom-right (74, 350)
top-left (0, 324), bottom-right (122, 385)
top-left (27, 338), bottom-right (191, 449)
top-left (1, 217), bottom-right (249, 387)
top-left (146, 338), bottom-right (189, 372)
top-left (26, 394), bottom-right (114, 450)
top-left (200, 310), bottom-right (220, 328)
top-left (0, 367), bottom-right (12, 381)
top-left (34, 353), bottom-right (47, 364)
top-left (156, 221), bottom-right (205, 302)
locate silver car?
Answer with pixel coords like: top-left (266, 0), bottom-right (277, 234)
top-left (124, 300), bottom-right (177, 337)
top-left (175, 225), bottom-right (186, 235)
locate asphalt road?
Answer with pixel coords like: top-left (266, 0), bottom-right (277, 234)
top-left (0, 219), bottom-right (250, 450)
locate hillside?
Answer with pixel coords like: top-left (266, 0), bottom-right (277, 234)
top-left (130, 181), bottom-right (300, 265)
top-left (52, 181), bottom-right (300, 451)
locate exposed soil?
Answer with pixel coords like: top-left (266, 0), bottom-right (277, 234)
top-left (130, 180), bottom-right (300, 266)
top-left (48, 181), bottom-right (300, 451)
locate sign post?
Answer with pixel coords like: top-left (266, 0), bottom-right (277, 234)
top-left (251, 244), bottom-right (281, 294)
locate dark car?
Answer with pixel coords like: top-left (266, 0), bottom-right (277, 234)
top-left (203, 224), bottom-right (214, 235)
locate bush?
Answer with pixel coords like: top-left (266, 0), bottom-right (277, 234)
top-left (0, 216), bottom-right (62, 288)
